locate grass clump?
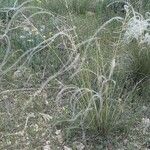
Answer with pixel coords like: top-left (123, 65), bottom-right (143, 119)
top-left (55, 16), bottom-right (138, 138)
top-left (58, 59), bottom-right (136, 136)
top-left (0, 0), bottom-right (150, 149)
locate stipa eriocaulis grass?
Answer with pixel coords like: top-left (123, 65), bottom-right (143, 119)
top-left (55, 57), bottom-right (128, 134)
top-left (53, 14), bottom-right (140, 135)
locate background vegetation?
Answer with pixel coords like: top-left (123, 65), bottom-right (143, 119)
top-left (0, 0), bottom-right (149, 149)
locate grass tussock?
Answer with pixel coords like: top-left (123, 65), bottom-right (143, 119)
top-left (0, 0), bottom-right (150, 149)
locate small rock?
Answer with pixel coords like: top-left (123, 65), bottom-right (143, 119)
top-left (123, 139), bottom-right (128, 145)
top-left (43, 145), bottom-right (51, 150)
top-left (142, 106), bottom-right (148, 111)
top-left (43, 141), bottom-right (51, 150)
top-left (64, 145), bottom-right (72, 150)
top-left (55, 130), bottom-right (61, 135)
top-left (55, 130), bottom-right (63, 144)
top-left (73, 141), bottom-right (85, 150)
top-left (13, 69), bottom-right (23, 78)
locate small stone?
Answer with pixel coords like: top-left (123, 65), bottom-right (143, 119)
top-left (55, 130), bottom-right (63, 144)
top-left (142, 106), bottom-right (148, 111)
top-left (55, 130), bottom-right (61, 135)
top-left (73, 142), bottom-right (85, 150)
top-left (43, 141), bottom-right (51, 150)
top-left (43, 145), bottom-right (51, 150)
top-left (123, 139), bottom-right (128, 145)
top-left (64, 145), bottom-right (72, 150)
top-left (13, 69), bottom-right (22, 78)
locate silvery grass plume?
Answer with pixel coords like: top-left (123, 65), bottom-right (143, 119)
top-left (123, 5), bottom-right (150, 45)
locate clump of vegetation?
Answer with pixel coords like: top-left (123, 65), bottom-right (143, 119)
top-left (0, 0), bottom-right (149, 149)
